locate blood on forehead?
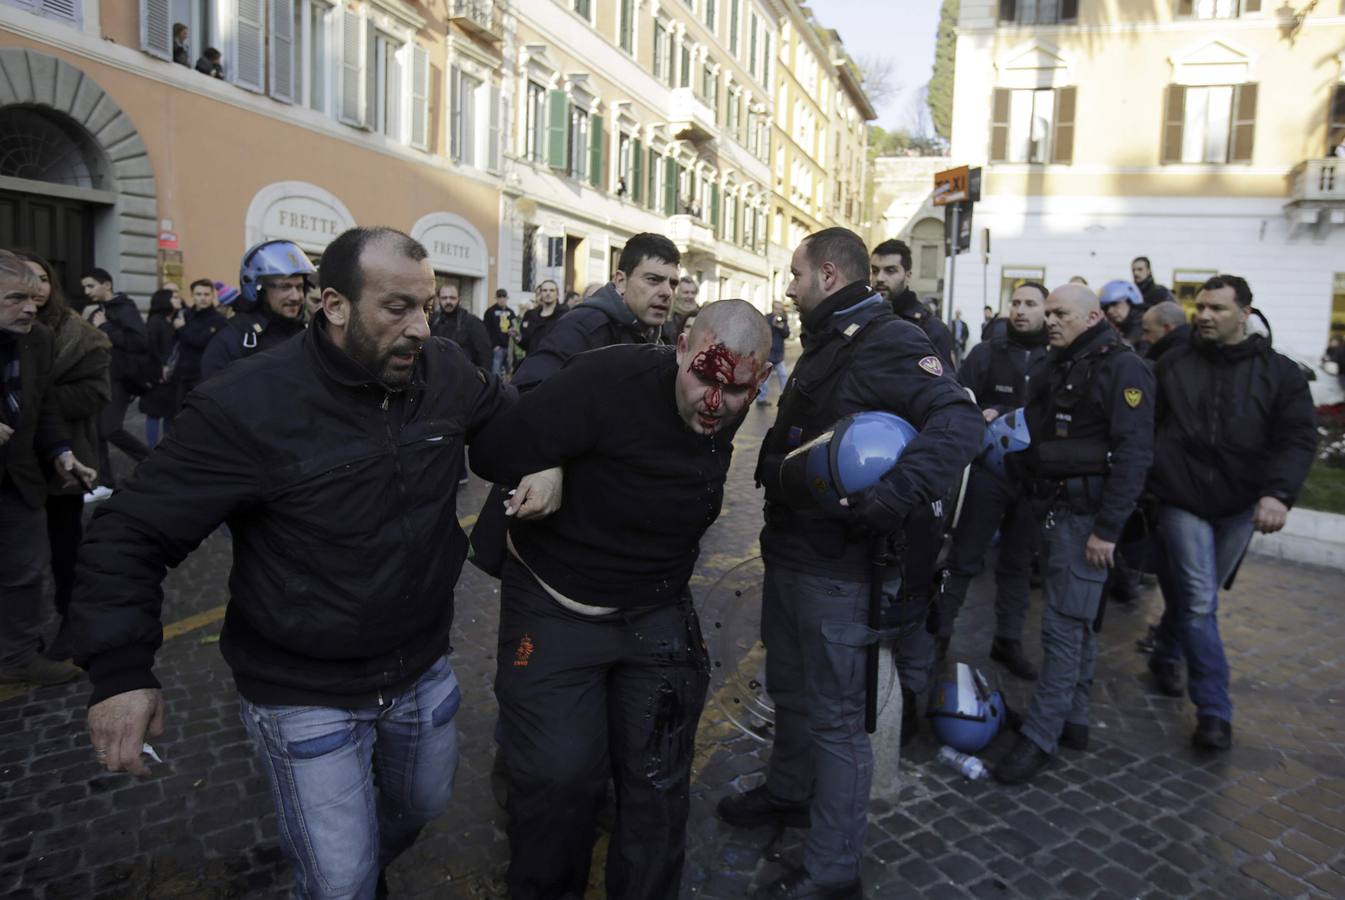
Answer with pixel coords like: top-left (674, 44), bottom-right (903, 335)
top-left (689, 339), bottom-right (760, 387)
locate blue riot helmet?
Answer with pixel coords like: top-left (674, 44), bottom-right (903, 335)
top-left (239, 240), bottom-right (317, 305)
top-left (1099, 279), bottom-right (1143, 309)
top-left (980, 408), bottom-right (1031, 480)
top-left (927, 663), bottom-right (1008, 753)
top-left (778, 411), bottom-right (919, 515)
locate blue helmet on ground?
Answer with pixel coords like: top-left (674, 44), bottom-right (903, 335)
top-left (778, 411), bottom-right (919, 515)
top-left (927, 663), bottom-right (1008, 753)
top-left (980, 408), bottom-right (1031, 480)
top-left (239, 240), bottom-right (317, 304)
top-left (1099, 279), bottom-right (1142, 308)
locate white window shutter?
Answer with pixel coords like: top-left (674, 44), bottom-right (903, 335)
top-left (488, 83), bottom-right (502, 173)
top-left (234, 0), bottom-right (265, 92)
top-left (340, 10), bottom-right (367, 127)
top-left (38, 0), bottom-right (82, 24)
top-left (140, 0), bottom-right (172, 60)
top-left (410, 45), bottom-right (429, 150)
top-left (269, 0), bottom-right (295, 103)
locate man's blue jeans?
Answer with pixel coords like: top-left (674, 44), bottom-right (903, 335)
top-left (240, 655), bottom-right (462, 899)
top-left (491, 345), bottom-right (509, 378)
top-left (756, 358), bottom-right (789, 402)
top-left (1152, 504), bottom-right (1255, 723)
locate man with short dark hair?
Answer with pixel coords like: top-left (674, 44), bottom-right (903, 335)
top-left (512, 233), bottom-right (680, 391)
top-left (871, 238), bottom-right (956, 370)
top-left (81, 268), bottom-right (150, 487)
top-left (175, 280), bottom-right (227, 396)
top-left (1132, 256), bottom-right (1176, 307)
top-left (1146, 275), bottom-right (1316, 751)
top-left (483, 288), bottom-right (516, 379)
top-left (718, 228), bottom-right (982, 899)
top-left (475, 300), bottom-right (773, 900)
top-left (429, 282), bottom-right (491, 368)
top-left (69, 227), bottom-right (514, 897)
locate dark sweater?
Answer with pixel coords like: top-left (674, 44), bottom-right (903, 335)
top-left (471, 344), bottom-right (735, 608)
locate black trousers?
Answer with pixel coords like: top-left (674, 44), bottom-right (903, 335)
top-left (495, 558), bottom-right (710, 900)
top-left (97, 381), bottom-right (149, 487)
top-left (44, 492), bottom-right (84, 618)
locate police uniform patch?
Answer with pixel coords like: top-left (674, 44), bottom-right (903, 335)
top-left (1124, 388), bottom-right (1143, 408)
top-left (918, 355), bottom-right (944, 376)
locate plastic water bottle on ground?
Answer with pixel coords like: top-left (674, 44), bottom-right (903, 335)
top-left (937, 745), bottom-right (988, 781)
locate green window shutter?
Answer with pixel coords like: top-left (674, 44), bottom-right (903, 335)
top-left (547, 90), bottom-right (569, 169)
top-left (1052, 86), bottom-right (1076, 164)
top-left (1162, 84), bottom-right (1186, 164)
top-left (664, 157), bottom-right (677, 215)
top-left (710, 182), bottom-right (720, 235)
top-left (1230, 83), bottom-right (1257, 163)
top-left (589, 114), bottom-right (605, 188)
top-left (632, 138), bottom-right (644, 203)
top-left (648, 148), bottom-right (659, 209)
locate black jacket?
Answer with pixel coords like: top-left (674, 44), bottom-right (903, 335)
top-left (175, 306), bottom-right (229, 388)
top-left (889, 288), bottom-right (956, 372)
top-left (511, 283), bottom-right (657, 391)
top-left (1114, 304), bottom-right (1146, 353)
top-left (758, 284), bottom-right (984, 578)
top-left (473, 345), bottom-right (734, 608)
top-left (1145, 324), bottom-right (1191, 363)
top-left (137, 313), bottom-right (180, 419)
top-left (0, 323), bottom-right (71, 509)
top-left (429, 307), bottom-right (491, 369)
top-left (1137, 276), bottom-right (1175, 308)
top-left (70, 320), bottom-right (515, 707)
top-left (517, 304), bottom-right (569, 354)
top-left (97, 293), bottom-right (150, 392)
top-left (958, 326), bottom-right (1048, 413)
top-left (1022, 320), bottom-right (1155, 542)
top-left (1150, 332), bottom-right (1317, 519)
top-left (200, 307), bottom-right (306, 380)
top-left (483, 305), bottom-right (516, 349)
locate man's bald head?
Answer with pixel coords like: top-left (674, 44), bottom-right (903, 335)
top-left (685, 298), bottom-right (772, 361)
top-left (674, 299), bottom-right (773, 436)
top-left (1044, 283), bottom-right (1103, 349)
top-left (1142, 301), bottom-right (1187, 346)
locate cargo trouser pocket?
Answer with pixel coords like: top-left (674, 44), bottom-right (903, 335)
top-left (818, 621), bottom-right (878, 710)
top-left (1056, 554), bottom-right (1107, 621)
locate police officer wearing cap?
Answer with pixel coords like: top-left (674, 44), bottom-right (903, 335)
top-left (201, 240), bottom-right (316, 379)
top-left (931, 281), bottom-right (1050, 680)
top-left (716, 227), bottom-right (981, 899)
top-left (995, 283), bottom-right (1154, 785)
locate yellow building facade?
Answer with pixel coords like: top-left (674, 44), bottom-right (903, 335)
top-left (949, 0), bottom-right (1345, 365)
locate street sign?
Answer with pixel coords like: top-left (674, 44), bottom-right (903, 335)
top-left (944, 201), bottom-right (973, 256)
top-left (933, 165), bottom-right (970, 207)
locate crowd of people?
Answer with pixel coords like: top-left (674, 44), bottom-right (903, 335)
top-left (0, 221), bottom-right (1321, 899)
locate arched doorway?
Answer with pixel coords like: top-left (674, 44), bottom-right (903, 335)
top-left (0, 48), bottom-right (158, 305)
top-left (910, 216), bottom-right (946, 298)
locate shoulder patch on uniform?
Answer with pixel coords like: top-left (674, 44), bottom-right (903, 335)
top-left (918, 355), bottom-right (944, 376)
top-left (1124, 388), bottom-right (1143, 408)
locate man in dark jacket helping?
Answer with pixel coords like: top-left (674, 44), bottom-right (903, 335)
top-left (1146, 275), bottom-right (1316, 751)
top-left (67, 227), bottom-right (513, 899)
top-left (716, 228), bottom-right (982, 899)
top-left (471, 300), bottom-right (773, 900)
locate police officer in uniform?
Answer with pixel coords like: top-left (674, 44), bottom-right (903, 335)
top-left (870, 239), bottom-right (955, 369)
top-left (932, 282), bottom-right (1050, 679)
top-left (716, 228), bottom-right (982, 899)
top-left (996, 283), bottom-right (1154, 784)
top-left (200, 240), bottom-right (314, 379)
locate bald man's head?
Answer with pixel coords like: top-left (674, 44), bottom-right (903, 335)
top-left (1142, 301), bottom-right (1187, 346)
top-left (675, 299), bottom-right (773, 436)
top-left (1044, 283), bottom-right (1103, 349)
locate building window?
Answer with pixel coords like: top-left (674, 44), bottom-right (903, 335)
top-left (727, 89), bottom-right (741, 138)
top-left (618, 132), bottom-right (633, 196)
top-left (1175, 0), bottom-right (1261, 18)
top-left (525, 81), bottom-right (546, 162)
top-left (1329, 85), bottom-right (1345, 157)
top-left (654, 21), bottom-right (671, 84)
top-left (997, 0), bottom-right (1080, 24)
top-left (999, 266), bottom-right (1046, 312)
top-left (569, 106), bottom-right (589, 180)
top-left (748, 12), bottom-right (759, 78)
top-left (702, 65), bottom-right (719, 116)
top-left (728, 0), bottom-right (739, 55)
top-left (450, 66), bottom-right (481, 164)
top-left (990, 86), bottom-right (1076, 164)
top-left (680, 42), bottom-right (692, 89)
top-left (373, 32), bottom-right (402, 139)
top-left (572, 0), bottom-right (592, 20)
top-left (301, 1), bottom-right (334, 115)
top-left (619, 0), bottom-right (635, 53)
top-left (704, 0), bottom-right (716, 30)
top-left (1162, 84), bottom-right (1257, 164)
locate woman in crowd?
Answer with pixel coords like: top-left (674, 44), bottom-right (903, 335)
top-left (140, 288), bottom-right (182, 447)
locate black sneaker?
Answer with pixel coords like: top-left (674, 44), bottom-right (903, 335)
top-left (1059, 721), bottom-right (1089, 752)
top-left (990, 638), bottom-right (1039, 681)
top-left (752, 866), bottom-right (862, 899)
top-left (717, 785), bottom-right (810, 829)
top-left (1193, 715), bottom-right (1232, 751)
top-left (994, 735), bottom-right (1051, 785)
top-left (1147, 658), bottom-right (1184, 697)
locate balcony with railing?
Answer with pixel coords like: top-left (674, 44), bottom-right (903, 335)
top-left (667, 214), bottom-right (715, 252)
top-left (1287, 159), bottom-right (1345, 234)
top-left (449, 0), bottom-right (503, 42)
top-left (668, 88), bottom-right (717, 144)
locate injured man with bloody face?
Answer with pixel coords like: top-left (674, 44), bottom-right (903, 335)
top-left (469, 299), bottom-right (773, 900)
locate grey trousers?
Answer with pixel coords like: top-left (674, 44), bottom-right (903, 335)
top-left (763, 563), bottom-right (896, 886)
top-left (0, 484), bottom-right (50, 668)
top-left (1021, 511), bottom-right (1106, 755)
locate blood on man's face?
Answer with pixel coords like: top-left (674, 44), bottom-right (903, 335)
top-left (674, 330), bottom-right (767, 435)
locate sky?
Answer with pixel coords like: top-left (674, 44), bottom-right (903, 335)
top-left (808, 0), bottom-right (942, 133)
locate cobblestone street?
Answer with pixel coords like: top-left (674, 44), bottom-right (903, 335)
top-left (2, 401), bottom-right (1343, 900)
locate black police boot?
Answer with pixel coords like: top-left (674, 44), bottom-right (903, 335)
top-left (1147, 658), bottom-right (1185, 698)
top-left (900, 687), bottom-right (918, 746)
top-left (934, 635), bottom-right (950, 664)
top-left (1059, 721), bottom-right (1090, 752)
top-left (990, 638), bottom-right (1038, 681)
top-left (994, 734), bottom-right (1051, 785)
top-left (1193, 715), bottom-right (1233, 751)
top-left (717, 785), bottom-right (811, 829)
top-left (752, 866), bottom-right (863, 900)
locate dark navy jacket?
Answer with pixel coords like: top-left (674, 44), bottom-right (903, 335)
top-left (889, 288), bottom-right (956, 372)
top-left (200, 307), bottom-right (306, 380)
top-left (175, 306), bottom-right (228, 388)
top-left (511, 283), bottom-right (657, 391)
top-left (1151, 332), bottom-right (1316, 519)
top-left (958, 326), bottom-right (1048, 414)
top-left (1023, 320), bottom-right (1155, 542)
top-left (758, 284), bottom-right (983, 578)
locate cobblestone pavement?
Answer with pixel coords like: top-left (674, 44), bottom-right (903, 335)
top-left (3, 399), bottom-right (1343, 900)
